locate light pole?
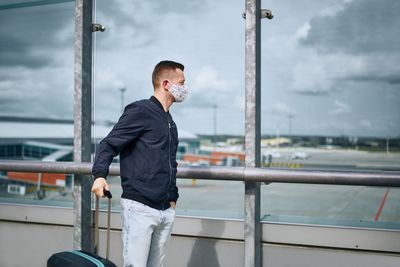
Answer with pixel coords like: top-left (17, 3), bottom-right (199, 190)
top-left (213, 104), bottom-right (218, 147)
top-left (119, 87), bottom-right (126, 113)
top-left (288, 114), bottom-right (294, 137)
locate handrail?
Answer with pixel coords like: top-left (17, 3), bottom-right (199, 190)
top-left (0, 160), bottom-right (400, 187)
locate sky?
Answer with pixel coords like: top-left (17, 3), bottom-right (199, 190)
top-left (0, 0), bottom-right (399, 138)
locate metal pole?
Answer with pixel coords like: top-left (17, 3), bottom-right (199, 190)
top-left (213, 104), bottom-right (218, 148)
top-left (120, 87), bottom-right (126, 113)
top-left (36, 173), bottom-right (42, 192)
top-left (288, 114), bottom-right (293, 137)
top-left (245, 0), bottom-right (261, 266)
top-left (74, 0), bottom-right (93, 252)
top-left (1, 160), bottom-right (400, 185)
top-left (386, 136), bottom-right (390, 155)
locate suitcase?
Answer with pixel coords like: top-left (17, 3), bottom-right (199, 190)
top-left (47, 190), bottom-right (117, 267)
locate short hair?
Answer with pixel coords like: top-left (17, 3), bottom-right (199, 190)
top-left (152, 60), bottom-right (184, 88)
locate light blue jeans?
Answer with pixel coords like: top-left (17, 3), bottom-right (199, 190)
top-left (121, 198), bottom-right (175, 267)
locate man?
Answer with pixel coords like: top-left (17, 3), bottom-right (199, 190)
top-left (91, 60), bottom-right (187, 267)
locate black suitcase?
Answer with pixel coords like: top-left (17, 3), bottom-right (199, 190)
top-left (47, 190), bottom-right (117, 267)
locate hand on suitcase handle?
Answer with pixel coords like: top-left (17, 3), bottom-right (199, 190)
top-left (91, 177), bottom-right (111, 198)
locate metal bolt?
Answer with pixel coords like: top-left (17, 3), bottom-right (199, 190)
top-left (92, 23), bottom-right (106, 32)
top-left (242, 9), bottom-right (274, 20)
top-left (261, 9), bottom-right (273, 19)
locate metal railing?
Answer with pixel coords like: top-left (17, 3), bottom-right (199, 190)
top-left (1, 160), bottom-right (400, 186)
top-left (1, 159), bottom-right (400, 265)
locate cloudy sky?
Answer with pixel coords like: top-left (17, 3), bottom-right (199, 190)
top-left (0, 0), bottom-right (399, 137)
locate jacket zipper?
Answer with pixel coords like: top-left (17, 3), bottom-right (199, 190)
top-left (166, 114), bottom-right (172, 210)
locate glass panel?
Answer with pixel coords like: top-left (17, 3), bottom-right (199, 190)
top-left (94, 0), bottom-right (245, 216)
top-left (0, 172), bottom-right (74, 207)
top-left (260, 0), bottom-right (400, 229)
top-left (260, 0), bottom-right (400, 171)
top-left (261, 183), bottom-right (400, 229)
top-left (0, 0), bottom-right (75, 206)
top-left (104, 177), bottom-right (245, 218)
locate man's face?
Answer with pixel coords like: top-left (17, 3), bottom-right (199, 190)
top-left (166, 68), bottom-right (185, 87)
top-left (161, 68), bottom-right (187, 103)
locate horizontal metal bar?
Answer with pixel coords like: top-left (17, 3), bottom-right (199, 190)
top-left (0, 160), bottom-right (400, 187)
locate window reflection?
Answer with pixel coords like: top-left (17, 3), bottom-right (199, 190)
top-left (260, 0), bottom-right (400, 229)
top-left (0, 0), bottom-right (398, 231)
top-left (94, 0), bottom-right (246, 216)
top-left (0, 0), bottom-right (74, 205)
top-left (260, 0), bottom-right (400, 171)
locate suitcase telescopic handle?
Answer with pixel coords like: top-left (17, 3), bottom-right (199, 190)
top-left (94, 189), bottom-right (112, 260)
top-left (103, 189), bottom-right (112, 199)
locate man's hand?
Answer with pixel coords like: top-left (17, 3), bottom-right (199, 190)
top-left (91, 177), bottom-right (109, 197)
top-left (170, 201), bottom-right (176, 209)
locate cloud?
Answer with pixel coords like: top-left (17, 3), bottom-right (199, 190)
top-left (0, 65), bottom-right (74, 118)
top-left (191, 66), bottom-right (235, 92)
top-left (330, 100), bottom-right (351, 115)
top-left (290, 0), bottom-right (400, 98)
top-left (1, 0), bottom-right (397, 137)
top-left (359, 119), bottom-right (372, 128)
top-left (318, 0), bottom-right (352, 18)
top-left (234, 96), bottom-right (245, 111)
top-left (0, 36), bottom-right (52, 68)
top-left (95, 2), bottom-right (157, 49)
top-left (96, 0), bottom-right (208, 50)
top-left (91, 0), bottom-right (244, 126)
top-left (175, 65), bottom-right (237, 110)
top-left (95, 70), bottom-right (126, 92)
top-left (298, 0), bottom-right (400, 85)
top-left (269, 102), bottom-right (296, 117)
top-left (339, 54), bottom-right (400, 84)
top-left (290, 51), bottom-right (400, 96)
top-left (153, 0), bottom-right (205, 13)
top-left (289, 53), bottom-right (354, 95)
top-left (290, 60), bottom-right (334, 95)
top-left (0, 2), bottom-right (73, 69)
top-left (294, 22), bottom-right (311, 42)
top-left (0, 2), bottom-right (75, 118)
top-left (301, 0), bottom-right (400, 54)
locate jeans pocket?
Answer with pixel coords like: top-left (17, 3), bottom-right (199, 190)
top-left (122, 199), bottom-right (147, 213)
top-left (169, 207), bottom-right (176, 217)
top-left (131, 201), bottom-right (154, 215)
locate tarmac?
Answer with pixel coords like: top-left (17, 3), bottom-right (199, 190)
top-left (1, 148), bottom-right (399, 230)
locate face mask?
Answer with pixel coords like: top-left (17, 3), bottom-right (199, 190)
top-left (168, 81), bottom-right (188, 103)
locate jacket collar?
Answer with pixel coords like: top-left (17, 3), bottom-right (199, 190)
top-left (150, 95), bottom-right (167, 113)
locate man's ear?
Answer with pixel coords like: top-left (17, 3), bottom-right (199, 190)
top-left (162, 80), bottom-right (169, 90)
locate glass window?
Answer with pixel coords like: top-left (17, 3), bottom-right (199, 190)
top-left (261, 183), bottom-right (400, 229)
top-left (260, 0), bottom-right (400, 229)
top-left (0, 0), bottom-right (75, 207)
top-left (94, 0), bottom-right (246, 216)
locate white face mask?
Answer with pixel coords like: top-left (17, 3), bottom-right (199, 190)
top-left (168, 81), bottom-right (188, 103)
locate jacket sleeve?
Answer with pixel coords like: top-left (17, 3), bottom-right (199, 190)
top-left (92, 104), bottom-right (145, 179)
top-left (169, 140), bottom-right (179, 203)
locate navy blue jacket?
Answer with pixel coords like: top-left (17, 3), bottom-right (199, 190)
top-left (92, 96), bottom-right (179, 210)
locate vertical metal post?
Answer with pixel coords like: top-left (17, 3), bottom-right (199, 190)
top-left (245, 0), bottom-right (261, 266)
top-left (74, 0), bottom-right (93, 251)
top-left (119, 87), bottom-right (126, 113)
top-left (37, 173), bottom-right (42, 192)
top-left (213, 104), bottom-right (218, 146)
